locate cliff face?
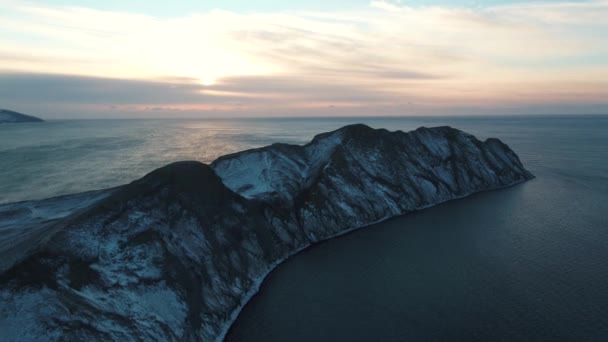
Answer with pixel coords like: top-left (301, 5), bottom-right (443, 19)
top-left (212, 125), bottom-right (533, 243)
top-left (0, 125), bottom-right (533, 341)
top-left (0, 109), bottom-right (44, 123)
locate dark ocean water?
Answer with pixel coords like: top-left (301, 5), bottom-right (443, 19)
top-left (1, 116), bottom-right (607, 341)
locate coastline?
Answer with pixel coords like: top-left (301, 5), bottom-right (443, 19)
top-left (215, 177), bottom-right (532, 342)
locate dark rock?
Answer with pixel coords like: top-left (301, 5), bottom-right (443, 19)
top-left (0, 109), bottom-right (44, 123)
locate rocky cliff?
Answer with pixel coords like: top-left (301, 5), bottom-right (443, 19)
top-left (0, 125), bottom-right (533, 341)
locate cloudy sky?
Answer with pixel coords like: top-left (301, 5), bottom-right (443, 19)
top-left (0, 0), bottom-right (607, 118)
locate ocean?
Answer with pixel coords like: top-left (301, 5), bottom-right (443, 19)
top-left (2, 115), bottom-right (608, 340)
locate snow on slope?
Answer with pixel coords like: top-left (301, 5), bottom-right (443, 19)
top-left (212, 130), bottom-right (344, 205)
top-left (0, 189), bottom-right (113, 274)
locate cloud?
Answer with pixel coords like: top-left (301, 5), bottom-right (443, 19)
top-left (2, 71), bottom-right (606, 119)
top-left (0, 72), bottom-right (409, 118)
top-left (369, 1), bottom-right (403, 12)
top-left (0, 0), bottom-right (607, 117)
top-left (0, 72), bottom-right (208, 105)
top-left (0, 72), bottom-right (396, 105)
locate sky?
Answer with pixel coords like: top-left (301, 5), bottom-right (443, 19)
top-left (0, 0), bottom-right (607, 118)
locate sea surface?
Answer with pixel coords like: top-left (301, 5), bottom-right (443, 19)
top-left (2, 115), bottom-right (608, 340)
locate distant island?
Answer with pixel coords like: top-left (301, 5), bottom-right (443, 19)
top-left (0, 124), bottom-right (533, 341)
top-left (0, 109), bottom-right (44, 124)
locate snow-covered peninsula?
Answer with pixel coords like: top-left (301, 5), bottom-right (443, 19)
top-left (0, 124), bottom-right (534, 341)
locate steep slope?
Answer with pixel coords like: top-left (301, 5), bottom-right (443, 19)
top-left (0, 162), bottom-right (285, 341)
top-left (0, 109), bottom-right (44, 123)
top-left (212, 124), bottom-right (533, 241)
top-left (0, 125), bottom-right (533, 342)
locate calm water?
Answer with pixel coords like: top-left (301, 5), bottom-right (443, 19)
top-left (2, 116), bottom-right (608, 340)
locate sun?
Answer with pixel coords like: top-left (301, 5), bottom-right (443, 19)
top-left (199, 77), bottom-right (216, 87)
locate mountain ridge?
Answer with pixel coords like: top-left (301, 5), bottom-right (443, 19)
top-left (0, 124), bottom-right (534, 341)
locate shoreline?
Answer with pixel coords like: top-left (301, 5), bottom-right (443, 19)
top-left (214, 178), bottom-right (532, 342)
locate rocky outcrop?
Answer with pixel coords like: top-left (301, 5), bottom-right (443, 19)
top-left (0, 109), bottom-right (44, 123)
top-left (213, 124), bottom-right (533, 243)
top-left (0, 125), bottom-right (533, 341)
